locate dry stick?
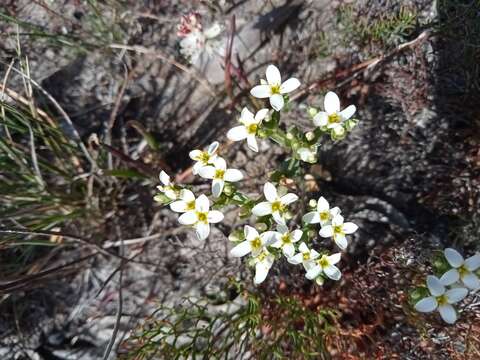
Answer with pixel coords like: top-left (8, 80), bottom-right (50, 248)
top-left (5, 65), bottom-right (98, 170)
top-left (109, 44), bottom-right (216, 97)
top-left (224, 15), bottom-right (236, 105)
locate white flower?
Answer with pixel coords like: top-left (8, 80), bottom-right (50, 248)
top-left (251, 249), bottom-right (275, 285)
top-left (442, 248), bottom-right (480, 290)
top-left (297, 147), bottom-right (318, 163)
top-left (156, 170), bottom-right (179, 200)
top-left (305, 253), bottom-right (342, 282)
top-left (250, 65), bottom-right (301, 111)
top-left (177, 194), bottom-right (224, 240)
top-left (319, 214), bottom-right (358, 250)
top-left (414, 275), bottom-right (468, 324)
top-left (302, 196), bottom-right (341, 226)
top-left (230, 225), bottom-right (277, 258)
top-left (169, 189), bottom-right (196, 213)
top-left (251, 182), bottom-right (298, 225)
top-left (288, 242), bottom-right (320, 271)
top-left (313, 91), bottom-right (356, 134)
top-left (271, 224), bottom-right (302, 258)
top-left (227, 107), bottom-right (269, 152)
top-left (189, 141), bottom-right (219, 174)
top-left (198, 157), bottom-right (243, 197)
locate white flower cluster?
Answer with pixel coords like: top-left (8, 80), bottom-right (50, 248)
top-left (415, 248), bottom-right (480, 324)
top-left (155, 64), bottom-right (360, 286)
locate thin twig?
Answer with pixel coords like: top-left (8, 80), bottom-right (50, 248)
top-left (109, 44), bottom-right (216, 97)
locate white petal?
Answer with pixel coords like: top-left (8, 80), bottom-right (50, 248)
top-left (246, 135), bottom-right (259, 152)
top-left (250, 85), bottom-right (271, 98)
top-left (198, 166), bottom-right (215, 179)
top-left (230, 241), bottom-right (252, 257)
top-left (252, 202), bottom-right (272, 216)
top-left (313, 111), bottom-right (328, 127)
top-left (330, 207), bottom-right (341, 217)
top-left (319, 226), bottom-right (334, 238)
top-left (195, 194), bottom-right (210, 212)
top-left (327, 253), bottom-right (342, 265)
top-left (426, 275), bottom-right (445, 297)
top-left (170, 200), bottom-right (188, 213)
top-left (332, 215), bottom-right (344, 226)
top-left (272, 211), bottom-right (285, 225)
top-left (207, 141), bottom-right (219, 155)
top-left (212, 179), bottom-right (224, 197)
top-left (264, 182), bottom-right (278, 202)
top-left (159, 170), bottom-right (170, 185)
top-left (276, 224), bottom-right (288, 234)
top-left (266, 64), bottom-right (281, 85)
top-left (462, 272), bottom-right (480, 290)
top-left (271, 239), bottom-right (282, 248)
top-left (342, 222), bottom-right (358, 234)
top-left (255, 108), bottom-right (269, 122)
top-left (195, 222), bottom-right (210, 240)
top-left (189, 149), bottom-right (203, 161)
top-left (306, 265), bottom-right (322, 280)
top-left (254, 262), bottom-right (270, 284)
top-left (298, 242), bottom-right (309, 253)
top-left (180, 189), bottom-right (195, 202)
top-left (334, 235), bottom-right (348, 250)
top-left (444, 248), bottom-right (464, 268)
top-left (227, 126), bottom-right (248, 141)
top-left (244, 225), bottom-right (259, 241)
top-left (280, 78), bottom-right (300, 94)
top-left (204, 23), bottom-right (221, 38)
top-left (288, 253), bottom-right (303, 265)
top-left (164, 188), bottom-right (178, 200)
top-left (303, 211), bottom-right (320, 224)
top-left (438, 304), bottom-right (457, 324)
top-left (291, 230), bottom-right (303, 242)
top-left (192, 161), bottom-right (204, 175)
top-left (213, 157), bottom-right (226, 170)
top-left (324, 91), bottom-right (340, 114)
top-left (465, 253), bottom-right (480, 271)
top-left (340, 105), bottom-right (356, 121)
top-left (440, 269), bottom-right (460, 286)
top-left (445, 287), bottom-right (468, 304)
top-left (282, 243), bottom-right (295, 257)
top-left (178, 211), bottom-right (197, 225)
top-left (324, 265), bottom-right (341, 281)
top-left (269, 94), bottom-right (284, 111)
top-left (240, 107), bottom-right (255, 123)
top-left (280, 193), bottom-right (298, 205)
top-left (261, 231), bottom-right (278, 246)
top-left (224, 169), bottom-right (243, 182)
top-left (317, 197), bottom-right (329, 212)
top-left (207, 210), bottom-right (224, 223)
top-left (414, 296), bottom-right (437, 312)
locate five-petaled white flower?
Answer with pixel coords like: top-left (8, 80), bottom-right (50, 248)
top-left (157, 170), bottom-right (179, 200)
top-left (189, 141), bottom-right (219, 174)
top-left (313, 91), bottom-right (356, 135)
top-left (414, 275), bottom-right (468, 324)
top-left (441, 248), bottom-right (480, 290)
top-left (251, 249), bottom-right (275, 285)
top-left (271, 224), bottom-right (303, 258)
top-left (288, 242), bottom-right (320, 271)
top-left (250, 65), bottom-right (301, 111)
top-left (305, 253), bottom-right (342, 282)
top-left (198, 157), bottom-right (243, 197)
top-left (169, 189), bottom-right (196, 213)
top-left (178, 194), bottom-right (224, 240)
top-left (252, 182), bottom-right (299, 225)
top-left (227, 107), bottom-right (269, 152)
top-left (319, 215), bottom-right (358, 250)
top-left (302, 196), bottom-right (341, 226)
top-left (230, 225), bottom-right (277, 258)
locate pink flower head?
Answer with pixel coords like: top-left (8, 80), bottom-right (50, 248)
top-left (177, 12), bottom-right (202, 37)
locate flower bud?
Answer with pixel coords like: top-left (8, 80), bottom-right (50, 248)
top-left (305, 131), bottom-right (315, 141)
top-left (255, 222), bottom-right (268, 232)
top-left (308, 107), bottom-right (318, 117)
top-left (223, 183), bottom-right (234, 196)
top-left (153, 194), bottom-right (172, 204)
top-left (308, 199), bottom-right (317, 208)
top-left (344, 118), bottom-right (359, 131)
top-left (286, 132), bottom-right (294, 140)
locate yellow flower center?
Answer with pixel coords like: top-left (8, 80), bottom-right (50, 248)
top-left (459, 265), bottom-right (469, 277)
top-left (333, 225), bottom-right (343, 234)
top-left (214, 169), bottom-right (225, 179)
top-left (186, 201), bottom-right (195, 210)
top-left (271, 200), bottom-right (283, 213)
top-left (318, 255), bottom-right (329, 268)
top-left (328, 113), bottom-right (341, 124)
top-left (197, 212), bottom-right (208, 223)
top-left (281, 234), bottom-right (292, 244)
top-left (251, 237), bottom-right (262, 250)
top-left (319, 211), bottom-right (330, 222)
top-left (270, 84), bottom-right (281, 94)
top-left (302, 252), bottom-right (310, 261)
top-left (436, 295), bottom-right (448, 306)
top-left (247, 123), bottom-right (258, 134)
top-left (257, 251), bottom-right (268, 262)
top-left (197, 151), bottom-right (210, 164)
